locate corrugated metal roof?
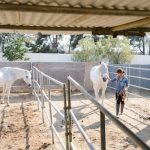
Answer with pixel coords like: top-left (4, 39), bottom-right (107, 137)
top-left (1, 0), bottom-right (150, 10)
top-left (0, 0), bottom-right (150, 35)
top-left (0, 11), bottom-right (144, 27)
top-left (0, 0), bottom-right (150, 10)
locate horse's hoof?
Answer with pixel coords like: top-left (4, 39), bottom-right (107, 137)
top-left (7, 103), bottom-right (10, 107)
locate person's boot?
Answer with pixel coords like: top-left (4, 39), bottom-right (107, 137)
top-left (120, 104), bottom-right (124, 115)
top-left (116, 104), bottom-right (120, 117)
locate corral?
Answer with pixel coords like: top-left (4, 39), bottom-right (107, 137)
top-left (0, 63), bottom-right (149, 150)
top-left (0, 0), bottom-right (150, 149)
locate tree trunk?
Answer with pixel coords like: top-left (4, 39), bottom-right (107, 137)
top-left (68, 38), bottom-right (71, 54)
top-left (142, 37), bottom-right (145, 55)
top-left (149, 41), bottom-right (150, 55)
top-left (51, 35), bottom-right (58, 53)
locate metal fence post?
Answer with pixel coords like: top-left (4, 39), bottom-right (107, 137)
top-left (100, 111), bottom-right (106, 150)
top-left (64, 84), bottom-right (69, 150)
top-left (40, 73), bottom-right (45, 124)
top-left (34, 68), bottom-right (39, 110)
top-left (67, 79), bottom-right (72, 150)
top-left (41, 93), bottom-right (45, 124)
top-left (48, 79), bottom-right (55, 144)
top-left (32, 66), bottom-right (68, 150)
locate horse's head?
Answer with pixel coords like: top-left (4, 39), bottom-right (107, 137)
top-left (23, 70), bottom-right (32, 87)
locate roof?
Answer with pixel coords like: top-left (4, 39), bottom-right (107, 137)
top-left (0, 0), bottom-right (150, 35)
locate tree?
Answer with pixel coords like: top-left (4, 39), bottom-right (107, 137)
top-left (0, 33), bottom-right (12, 52)
top-left (69, 34), bottom-right (84, 50)
top-left (72, 37), bottom-right (102, 62)
top-left (29, 33), bottom-right (63, 53)
top-left (98, 36), bottom-right (133, 64)
top-left (3, 34), bottom-right (28, 61)
top-left (128, 35), bottom-right (150, 55)
top-left (72, 35), bottom-right (133, 64)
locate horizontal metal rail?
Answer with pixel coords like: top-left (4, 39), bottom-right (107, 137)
top-left (67, 76), bottom-right (150, 150)
top-left (109, 71), bottom-right (150, 81)
top-left (33, 66), bottom-right (67, 150)
top-left (41, 89), bottom-right (65, 119)
top-left (33, 66), bottom-right (64, 87)
top-left (52, 124), bottom-right (66, 150)
top-left (107, 85), bottom-right (150, 102)
top-left (34, 80), bottom-right (65, 119)
top-left (109, 65), bottom-right (150, 71)
top-left (43, 108), bottom-right (51, 122)
top-left (129, 84), bottom-right (150, 91)
top-left (70, 142), bottom-right (76, 150)
top-left (69, 109), bottom-right (95, 150)
top-left (109, 72), bottom-right (150, 91)
top-left (34, 90), bottom-right (42, 107)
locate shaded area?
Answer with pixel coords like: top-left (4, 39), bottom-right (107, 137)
top-left (21, 102), bottom-right (30, 150)
top-left (0, 106), bottom-right (6, 139)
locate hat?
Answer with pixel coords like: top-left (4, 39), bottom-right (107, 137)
top-left (116, 68), bottom-right (123, 73)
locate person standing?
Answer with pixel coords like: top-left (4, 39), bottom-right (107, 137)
top-left (110, 68), bottom-right (128, 118)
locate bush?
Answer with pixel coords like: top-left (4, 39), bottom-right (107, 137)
top-left (3, 36), bottom-right (28, 61)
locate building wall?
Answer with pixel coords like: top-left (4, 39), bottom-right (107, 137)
top-left (131, 55), bottom-right (150, 64)
top-left (0, 62), bottom-right (94, 92)
top-left (0, 62), bottom-right (149, 93)
top-left (0, 53), bottom-right (73, 62)
top-left (0, 53), bottom-right (150, 64)
top-left (33, 62), bottom-right (85, 88)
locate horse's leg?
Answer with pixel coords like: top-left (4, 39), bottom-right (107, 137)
top-left (93, 84), bottom-right (100, 101)
top-left (101, 83), bottom-right (107, 105)
top-left (1, 85), bottom-right (7, 104)
top-left (6, 85), bottom-right (11, 106)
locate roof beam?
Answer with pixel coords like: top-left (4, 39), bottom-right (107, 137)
top-left (0, 25), bottom-right (147, 36)
top-left (112, 17), bottom-right (150, 31)
top-left (92, 27), bottom-right (145, 36)
top-left (0, 4), bottom-right (150, 17)
top-left (0, 25), bottom-right (93, 32)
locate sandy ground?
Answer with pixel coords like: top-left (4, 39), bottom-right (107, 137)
top-left (0, 94), bottom-right (56, 150)
top-left (0, 90), bottom-right (150, 150)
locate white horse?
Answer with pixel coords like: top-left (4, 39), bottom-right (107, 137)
top-left (90, 62), bottom-right (109, 104)
top-left (0, 67), bottom-right (32, 106)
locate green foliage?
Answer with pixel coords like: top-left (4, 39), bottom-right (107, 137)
top-left (72, 37), bottom-right (102, 62)
top-left (3, 35), bottom-right (28, 61)
top-left (72, 36), bottom-right (133, 64)
top-left (99, 36), bottom-right (133, 64)
top-left (70, 34), bottom-right (84, 50)
top-left (29, 33), bottom-right (62, 53)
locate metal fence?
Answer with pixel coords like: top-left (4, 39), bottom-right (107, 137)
top-left (67, 76), bottom-right (150, 150)
top-left (32, 66), bottom-right (68, 150)
top-left (108, 64), bottom-right (150, 101)
top-left (109, 64), bottom-right (150, 91)
top-left (32, 66), bottom-right (150, 150)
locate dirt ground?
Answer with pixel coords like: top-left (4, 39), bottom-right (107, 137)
top-left (0, 90), bottom-right (150, 150)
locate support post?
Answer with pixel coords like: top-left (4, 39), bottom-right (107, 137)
top-left (40, 73), bottom-right (45, 123)
top-left (100, 111), bottom-right (106, 150)
top-left (64, 84), bottom-right (69, 150)
top-left (48, 79), bottom-right (55, 144)
top-left (67, 80), bottom-right (72, 150)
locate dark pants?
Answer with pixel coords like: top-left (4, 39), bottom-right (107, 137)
top-left (116, 93), bottom-right (125, 116)
top-left (116, 93), bottom-right (125, 105)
